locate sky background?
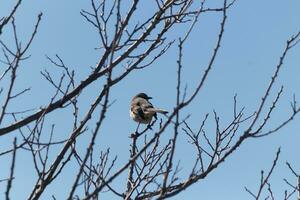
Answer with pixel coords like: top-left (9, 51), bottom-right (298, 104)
top-left (1, 0), bottom-right (300, 199)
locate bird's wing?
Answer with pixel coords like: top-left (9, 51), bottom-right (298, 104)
top-left (140, 100), bottom-right (158, 119)
top-left (131, 98), bottom-right (150, 120)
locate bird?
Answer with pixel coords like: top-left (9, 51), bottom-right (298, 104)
top-left (130, 93), bottom-right (168, 125)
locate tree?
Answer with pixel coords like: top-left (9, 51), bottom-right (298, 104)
top-left (0, 0), bottom-right (299, 199)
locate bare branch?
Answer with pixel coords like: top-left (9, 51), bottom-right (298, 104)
top-left (5, 138), bottom-right (17, 200)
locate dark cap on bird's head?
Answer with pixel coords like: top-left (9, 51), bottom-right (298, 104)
top-left (134, 93), bottom-right (152, 100)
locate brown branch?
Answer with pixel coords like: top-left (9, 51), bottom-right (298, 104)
top-left (160, 37), bottom-right (184, 197)
top-left (5, 138), bottom-right (17, 200)
top-left (0, 0), bottom-right (22, 34)
top-left (247, 31), bottom-right (300, 133)
top-left (245, 148), bottom-right (281, 200)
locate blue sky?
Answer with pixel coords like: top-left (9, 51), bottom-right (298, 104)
top-left (1, 0), bottom-right (300, 199)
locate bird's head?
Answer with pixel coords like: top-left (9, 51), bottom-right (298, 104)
top-left (135, 93), bottom-right (152, 100)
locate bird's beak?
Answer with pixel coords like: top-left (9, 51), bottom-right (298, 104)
top-left (148, 96), bottom-right (152, 99)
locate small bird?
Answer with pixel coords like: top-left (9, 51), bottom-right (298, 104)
top-left (130, 93), bottom-right (168, 124)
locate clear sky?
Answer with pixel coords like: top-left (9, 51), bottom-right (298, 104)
top-left (1, 0), bottom-right (300, 199)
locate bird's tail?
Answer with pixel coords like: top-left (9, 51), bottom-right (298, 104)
top-left (148, 108), bottom-right (168, 114)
